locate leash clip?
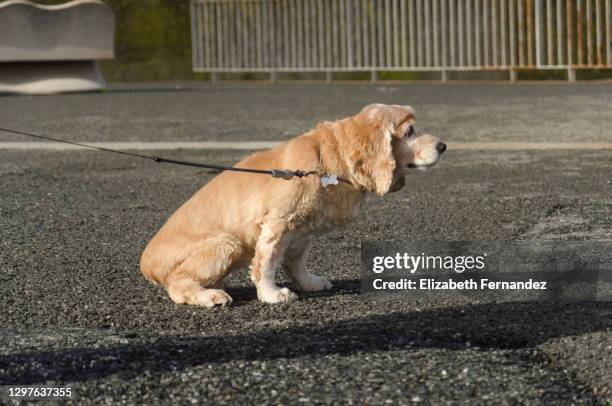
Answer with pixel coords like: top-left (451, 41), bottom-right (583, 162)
top-left (270, 169), bottom-right (295, 180)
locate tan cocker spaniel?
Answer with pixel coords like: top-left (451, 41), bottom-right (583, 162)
top-left (141, 104), bottom-right (446, 307)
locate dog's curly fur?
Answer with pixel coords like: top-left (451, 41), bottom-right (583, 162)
top-left (140, 104), bottom-right (445, 307)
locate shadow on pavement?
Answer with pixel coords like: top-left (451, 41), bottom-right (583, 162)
top-left (1, 300), bottom-right (610, 385)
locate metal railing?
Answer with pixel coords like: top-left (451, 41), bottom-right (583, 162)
top-left (191, 0), bottom-right (612, 81)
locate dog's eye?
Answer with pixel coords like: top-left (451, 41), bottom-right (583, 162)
top-left (404, 125), bottom-right (416, 138)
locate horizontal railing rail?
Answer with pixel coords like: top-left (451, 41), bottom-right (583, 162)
top-left (191, 0), bottom-right (612, 81)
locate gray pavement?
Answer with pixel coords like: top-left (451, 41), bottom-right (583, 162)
top-left (0, 82), bottom-right (611, 143)
top-left (0, 84), bottom-right (611, 404)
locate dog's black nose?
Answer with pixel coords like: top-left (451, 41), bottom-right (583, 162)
top-left (436, 142), bottom-right (447, 154)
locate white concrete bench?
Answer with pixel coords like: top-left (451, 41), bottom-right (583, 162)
top-left (0, 0), bottom-right (114, 94)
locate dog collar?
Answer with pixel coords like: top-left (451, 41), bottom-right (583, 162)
top-left (317, 143), bottom-right (352, 187)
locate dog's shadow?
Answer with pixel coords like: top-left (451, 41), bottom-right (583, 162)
top-left (2, 289), bottom-right (610, 385)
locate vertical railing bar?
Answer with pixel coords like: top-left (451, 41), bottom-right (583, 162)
top-left (308, 0), bottom-right (315, 69)
top-left (363, 0), bottom-right (370, 67)
top-left (483, 0), bottom-right (489, 66)
top-left (244, 2), bottom-right (250, 70)
top-left (566, 0), bottom-right (573, 65)
top-left (246, 1), bottom-right (252, 69)
top-left (393, 0), bottom-right (400, 66)
top-left (518, 0), bottom-right (524, 65)
top-left (442, 0), bottom-right (448, 67)
top-left (425, 0), bottom-right (431, 66)
top-left (378, 0), bottom-right (384, 66)
top-left (466, 0), bottom-right (472, 66)
top-left (347, 0), bottom-right (354, 68)
top-left (209, 3), bottom-right (215, 69)
top-left (268, 1), bottom-right (274, 69)
top-left (283, 0), bottom-right (289, 67)
top-left (218, 2), bottom-right (223, 69)
top-left (224, 3), bottom-right (236, 68)
top-left (190, 1), bottom-right (198, 70)
top-left (606, 0), bottom-right (612, 66)
top-left (577, 0), bottom-right (583, 65)
top-left (385, 0), bottom-right (391, 67)
top-left (493, 0), bottom-right (498, 66)
top-left (449, 0), bottom-right (455, 66)
top-left (245, 2), bottom-right (257, 68)
top-left (596, 0), bottom-right (603, 64)
top-left (339, 0), bottom-right (345, 67)
top-left (433, 0), bottom-right (439, 66)
top-left (326, 0), bottom-right (333, 68)
top-left (410, 0), bottom-right (416, 66)
top-left (526, 0), bottom-right (533, 66)
top-left (510, 0), bottom-right (515, 66)
top-left (231, 2), bottom-right (237, 68)
top-left (401, 0), bottom-right (407, 66)
top-left (294, 0), bottom-right (300, 68)
top-left (219, 2), bottom-right (226, 69)
top-left (476, 0), bottom-right (481, 66)
top-left (219, 3), bottom-right (225, 69)
top-left (277, 1), bottom-right (283, 69)
top-left (316, 0), bottom-right (323, 68)
top-left (311, 0), bottom-right (317, 68)
top-left (262, 1), bottom-right (269, 68)
top-left (231, 2), bottom-right (238, 68)
top-left (355, 0), bottom-right (362, 67)
top-left (305, 0), bottom-right (311, 69)
top-left (317, 0), bottom-right (324, 68)
top-left (458, 0), bottom-right (463, 66)
top-left (333, 0), bottom-right (339, 68)
top-left (203, 3), bottom-right (210, 69)
top-left (303, 0), bottom-right (310, 68)
top-left (196, 2), bottom-right (203, 70)
top-left (371, 0), bottom-right (377, 67)
top-left (418, 0), bottom-right (423, 66)
top-left (297, 0), bottom-right (304, 69)
top-left (501, 0), bottom-right (507, 66)
top-left (201, 2), bottom-right (207, 69)
top-left (586, 0), bottom-right (597, 66)
top-left (556, 0), bottom-right (563, 64)
top-left (288, 0), bottom-right (294, 68)
top-left (254, 1), bottom-right (261, 68)
top-left (587, 0), bottom-right (593, 65)
top-left (273, 1), bottom-right (280, 69)
top-left (546, 0), bottom-right (553, 64)
top-left (535, 0), bottom-right (543, 67)
top-left (235, 2), bottom-right (242, 68)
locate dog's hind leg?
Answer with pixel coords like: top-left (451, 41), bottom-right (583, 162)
top-left (165, 233), bottom-right (243, 307)
top-left (282, 238), bottom-right (333, 292)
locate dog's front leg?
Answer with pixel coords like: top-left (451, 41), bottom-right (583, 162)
top-left (283, 239), bottom-right (333, 292)
top-left (250, 221), bottom-right (298, 304)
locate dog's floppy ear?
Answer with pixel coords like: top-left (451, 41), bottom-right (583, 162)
top-left (344, 105), bottom-right (398, 195)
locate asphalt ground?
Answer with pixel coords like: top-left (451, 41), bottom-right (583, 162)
top-left (0, 82), bottom-right (611, 143)
top-left (0, 84), bottom-right (611, 404)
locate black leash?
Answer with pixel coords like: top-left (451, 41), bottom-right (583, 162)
top-left (0, 127), bottom-right (317, 181)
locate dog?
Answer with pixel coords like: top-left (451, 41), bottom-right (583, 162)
top-left (140, 104), bottom-right (446, 307)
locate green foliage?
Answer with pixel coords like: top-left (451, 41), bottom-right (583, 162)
top-left (35, 0), bottom-right (194, 81)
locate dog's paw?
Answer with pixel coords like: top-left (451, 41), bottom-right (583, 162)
top-left (295, 274), bottom-right (333, 292)
top-left (195, 289), bottom-right (233, 308)
top-left (258, 287), bottom-right (298, 304)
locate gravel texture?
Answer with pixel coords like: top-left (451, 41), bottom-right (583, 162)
top-left (0, 84), bottom-right (610, 404)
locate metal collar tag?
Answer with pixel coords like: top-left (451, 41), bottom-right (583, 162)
top-left (321, 174), bottom-right (339, 187)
